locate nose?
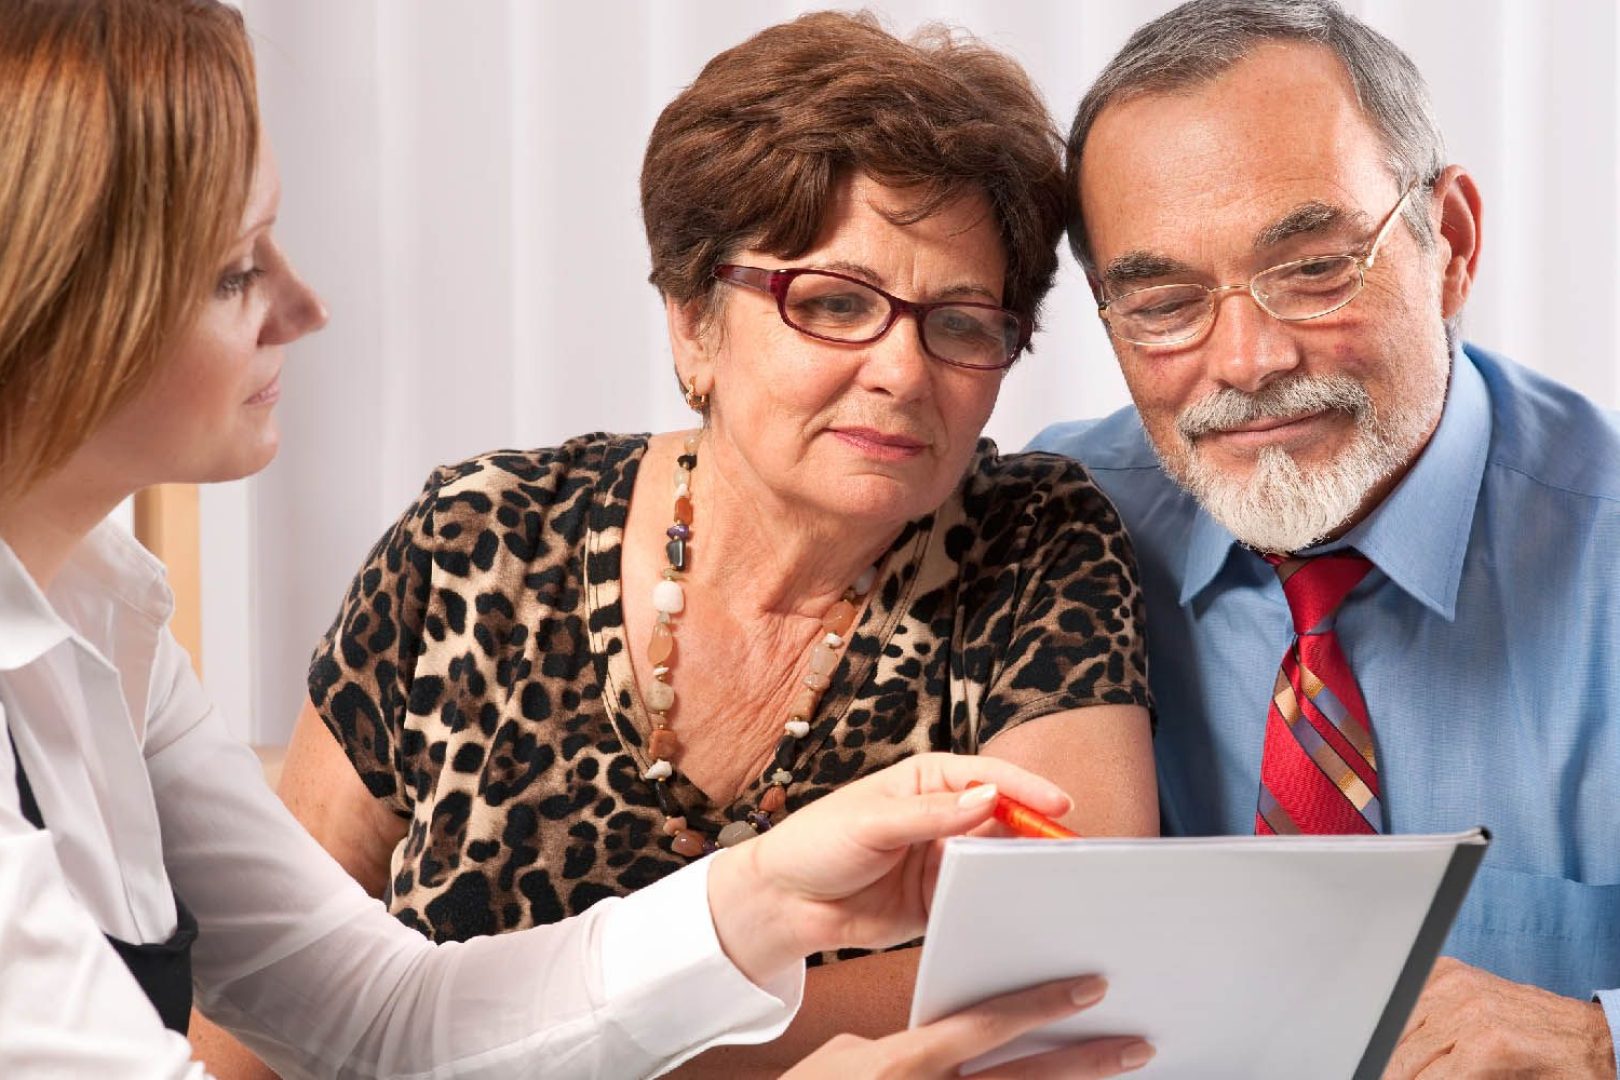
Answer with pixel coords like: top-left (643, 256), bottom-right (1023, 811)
top-left (854, 312), bottom-right (934, 401)
top-left (263, 261), bottom-right (329, 346)
top-left (1198, 287), bottom-right (1302, 393)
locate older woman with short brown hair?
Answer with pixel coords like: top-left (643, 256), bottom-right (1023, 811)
top-left (280, 11), bottom-right (1157, 1074)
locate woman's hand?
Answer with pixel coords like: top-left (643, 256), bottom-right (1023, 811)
top-left (785, 975), bottom-right (1155, 1078)
top-left (705, 752), bottom-right (1072, 985)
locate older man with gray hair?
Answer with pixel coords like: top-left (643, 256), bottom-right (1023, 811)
top-left (1032, 0), bottom-right (1620, 1075)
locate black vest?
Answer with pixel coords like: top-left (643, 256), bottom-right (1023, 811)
top-left (9, 731), bottom-right (197, 1035)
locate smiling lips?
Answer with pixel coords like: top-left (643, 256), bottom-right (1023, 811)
top-left (1202, 409), bottom-right (1337, 447)
top-left (244, 372), bottom-right (280, 406)
top-left (831, 426), bottom-right (928, 461)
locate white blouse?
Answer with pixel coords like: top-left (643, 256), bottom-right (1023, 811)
top-left (0, 522), bottom-right (801, 1078)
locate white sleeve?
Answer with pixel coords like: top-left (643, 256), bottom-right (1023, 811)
top-left (142, 631), bottom-right (803, 1079)
top-left (0, 702), bottom-right (206, 1079)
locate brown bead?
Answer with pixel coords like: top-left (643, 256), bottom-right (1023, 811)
top-left (792, 688), bottom-right (819, 718)
top-left (821, 598), bottom-right (857, 637)
top-left (662, 815), bottom-right (688, 836)
top-left (673, 495), bottom-right (693, 525)
top-left (672, 829), bottom-right (706, 858)
top-left (760, 786), bottom-right (787, 813)
top-left (648, 728), bottom-right (681, 761)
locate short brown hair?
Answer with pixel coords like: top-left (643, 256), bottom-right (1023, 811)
top-left (641, 11), bottom-right (1065, 335)
top-left (0, 0), bottom-right (258, 503)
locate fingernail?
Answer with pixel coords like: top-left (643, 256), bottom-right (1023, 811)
top-left (1119, 1041), bottom-right (1155, 1070)
top-left (1069, 975), bottom-right (1107, 1006)
top-left (957, 783), bottom-right (997, 809)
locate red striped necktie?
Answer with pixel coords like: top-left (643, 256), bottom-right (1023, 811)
top-left (1255, 552), bottom-right (1381, 835)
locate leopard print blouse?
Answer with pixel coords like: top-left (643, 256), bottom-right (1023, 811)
top-left (309, 433), bottom-right (1150, 946)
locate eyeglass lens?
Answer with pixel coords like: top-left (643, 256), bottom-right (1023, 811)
top-left (781, 272), bottom-right (1020, 368)
top-left (1107, 255), bottom-right (1364, 345)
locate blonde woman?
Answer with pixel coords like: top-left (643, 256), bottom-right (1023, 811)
top-left (0, 2), bottom-right (1153, 1077)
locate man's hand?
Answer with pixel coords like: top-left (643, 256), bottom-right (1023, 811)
top-left (1384, 957), bottom-right (1616, 1078)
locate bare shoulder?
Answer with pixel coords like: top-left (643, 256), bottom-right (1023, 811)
top-left (277, 698), bottom-right (405, 898)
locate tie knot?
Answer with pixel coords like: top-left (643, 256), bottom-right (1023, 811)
top-left (1264, 552), bottom-right (1373, 635)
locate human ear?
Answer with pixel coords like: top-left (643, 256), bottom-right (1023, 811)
top-left (1428, 165), bottom-right (1482, 321)
top-left (663, 294), bottom-right (716, 400)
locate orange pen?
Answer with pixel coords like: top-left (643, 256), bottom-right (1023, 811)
top-left (967, 782), bottom-right (1081, 839)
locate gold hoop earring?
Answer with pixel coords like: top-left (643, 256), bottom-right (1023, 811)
top-left (684, 378), bottom-right (710, 413)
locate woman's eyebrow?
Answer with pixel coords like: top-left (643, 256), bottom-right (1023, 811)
top-left (815, 260), bottom-right (999, 302)
top-left (236, 213), bottom-right (278, 245)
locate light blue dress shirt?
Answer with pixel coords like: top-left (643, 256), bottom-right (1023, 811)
top-left (1031, 344), bottom-right (1620, 1061)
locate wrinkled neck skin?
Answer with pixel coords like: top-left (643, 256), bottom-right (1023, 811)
top-left (667, 430), bottom-right (902, 622)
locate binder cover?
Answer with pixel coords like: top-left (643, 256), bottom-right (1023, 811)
top-left (909, 829), bottom-right (1488, 1077)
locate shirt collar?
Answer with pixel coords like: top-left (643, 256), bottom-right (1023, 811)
top-left (1329, 348), bottom-right (1490, 620)
top-left (1180, 499), bottom-right (1247, 607)
top-left (0, 536), bottom-right (71, 671)
top-left (0, 520), bottom-right (173, 672)
top-left (1180, 345), bottom-right (1492, 620)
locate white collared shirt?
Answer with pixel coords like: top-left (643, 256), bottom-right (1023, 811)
top-left (0, 521), bottom-right (801, 1078)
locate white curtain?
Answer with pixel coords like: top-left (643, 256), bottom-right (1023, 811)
top-left (208, 0), bottom-right (1620, 744)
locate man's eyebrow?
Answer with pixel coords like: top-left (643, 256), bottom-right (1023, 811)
top-left (1253, 201), bottom-right (1368, 250)
top-left (1100, 201), bottom-right (1379, 291)
top-left (1101, 250), bottom-right (1198, 289)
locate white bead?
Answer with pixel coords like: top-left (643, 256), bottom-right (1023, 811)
top-left (717, 820), bottom-right (759, 848)
top-left (853, 565), bottom-right (877, 596)
top-left (674, 464), bottom-right (690, 487)
top-left (771, 769), bottom-right (793, 785)
top-left (675, 482), bottom-right (690, 499)
top-left (785, 719), bottom-right (811, 738)
top-left (807, 642), bottom-right (840, 676)
top-left (652, 665), bottom-right (669, 678)
top-left (643, 759), bottom-right (673, 781)
top-left (684, 433), bottom-right (700, 452)
top-left (645, 681), bottom-right (675, 712)
top-left (824, 632), bottom-right (843, 647)
top-left (652, 579), bottom-right (685, 614)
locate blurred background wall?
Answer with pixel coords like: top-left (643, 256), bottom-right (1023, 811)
top-left (205, 0), bottom-right (1620, 745)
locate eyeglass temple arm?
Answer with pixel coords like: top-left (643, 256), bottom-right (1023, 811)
top-left (1363, 185), bottom-right (1417, 270)
top-left (715, 264), bottom-right (776, 293)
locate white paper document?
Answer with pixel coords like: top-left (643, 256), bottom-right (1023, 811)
top-left (910, 830), bottom-right (1487, 1078)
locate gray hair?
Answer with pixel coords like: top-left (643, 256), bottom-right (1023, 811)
top-left (1067, 0), bottom-right (1446, 274)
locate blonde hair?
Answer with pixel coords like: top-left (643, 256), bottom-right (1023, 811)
top-left (0, 0), bottom-right (259, 502)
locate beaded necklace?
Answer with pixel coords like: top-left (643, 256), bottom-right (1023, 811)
top-left (640, 433), bottom-right (878, 858)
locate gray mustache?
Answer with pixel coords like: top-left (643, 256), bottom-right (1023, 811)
top-left (1177, 375), bottom-right (1371, 440)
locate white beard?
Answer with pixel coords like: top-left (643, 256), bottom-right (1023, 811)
top-left (1166, 372), bottom-right (1438, 554)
